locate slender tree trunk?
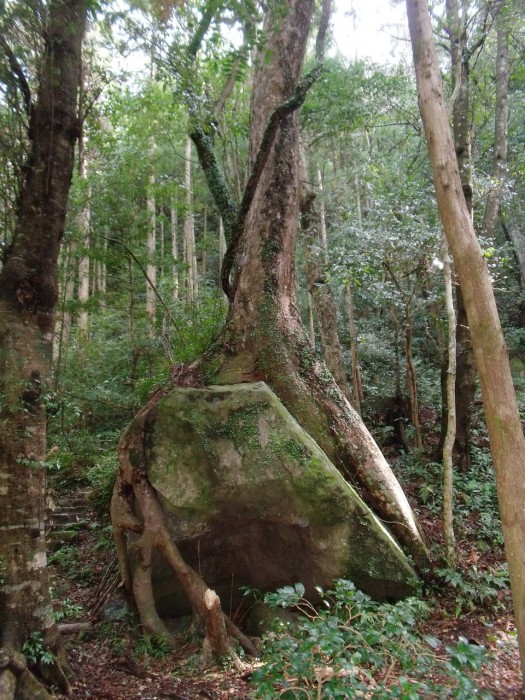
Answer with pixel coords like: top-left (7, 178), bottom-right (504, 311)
top-left (53, 241), bottom-right (76, 367)
top-left (95, 237), bottom-right (107, 304)
top-left (307, 290), bottom-right (316, 347)
top-left (202, 205), bottom-right (208, 279)
top-left (146, 139), bottom-right (157, 338)
top-left (171, 198), bottom-right (179, 301)
top-left (218, 216), bottom-right (228, 301)
top-left (77, 153), bottom-right (90, 346)
top-left (184, 135), bottom-right (197, 302)
top-left (447, 0), bottom-right (475, 472)
top-left (0, 1), bottom-right (86, 697)
top-left (300, 153), bottom-right (351, 401)
top-left (406, 0), bottom-right (525, 684)
top-left (345, 283), bottom-right (363, 416)
top-left (482, 0), bottom-right (509, 241)
top-left (442, 238), bottom-right (457, 565)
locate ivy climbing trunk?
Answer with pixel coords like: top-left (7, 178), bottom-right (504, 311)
top-left (0, 1), bottom-right (86, 698)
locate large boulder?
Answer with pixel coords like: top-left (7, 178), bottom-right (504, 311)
top-left (142, 382), bottom-right (417, 615)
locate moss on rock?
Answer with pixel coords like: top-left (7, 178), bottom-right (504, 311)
top-left (143, 382), bottom-right (417, 615)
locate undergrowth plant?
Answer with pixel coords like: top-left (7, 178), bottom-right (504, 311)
top-left (134, 632), bottom-right (172, 660)
top-left (22, 632), bottom-right (54, 667)
top-left (252, 580), bottom-right (492, 699)
top-left (434, 565), bottom-right (510, 617)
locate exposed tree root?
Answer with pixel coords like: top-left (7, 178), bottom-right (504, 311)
top-left (0, 645), bottom-right (71, 700)
top-left (111, 397), bottom-right (259, 665)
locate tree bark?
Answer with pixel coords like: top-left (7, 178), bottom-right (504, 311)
top-left (146, 137), bottom-right (157, 337)
top-left (406, 0), bottom-right (525, 684)
top-left (77, 142), bottom-right (90, 346)
top-left (441, 238), bottom-right (457, 565)
top-left (112, 0), bottom-right (430, 666)
top-left (183, 135), bottom-right (198, 302)
top-left (447, 0), bottom-right (475, 472)
top-left (0, 1), bottom-right (86, 697)
top-left (171, 197), bottom-right (179, 301)
top-left (300, 155), bottom-right (352, 402)
top-left (481, 0), bottom-right (509, 241)
top-left (345, 283), bottom-right (363, 416)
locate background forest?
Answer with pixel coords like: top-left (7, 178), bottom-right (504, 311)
top-left (1, 0), bottom-right (525, 697)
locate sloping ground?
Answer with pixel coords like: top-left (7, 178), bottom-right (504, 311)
top-left (45, 485), bottom-right (524, 699)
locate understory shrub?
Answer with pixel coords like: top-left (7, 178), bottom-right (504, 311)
top-left (252, 580), bottom-right (492, 699)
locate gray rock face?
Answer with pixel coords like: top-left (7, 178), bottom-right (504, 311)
top-left (143, 382), bottom-right (417, 615)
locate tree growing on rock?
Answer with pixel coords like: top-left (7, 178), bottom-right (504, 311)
top-left (111, 0), bottom-right (430, 664)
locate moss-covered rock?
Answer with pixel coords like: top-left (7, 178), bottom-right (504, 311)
top-left (143, 382), bottom-right (417, 615)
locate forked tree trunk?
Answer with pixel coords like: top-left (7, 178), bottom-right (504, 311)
top-left (112, 0), bottom-right (429, 666)
top-left (0, 1), bottom-right (86, 697)
top-left (406, 0), bottom-right (525, 684)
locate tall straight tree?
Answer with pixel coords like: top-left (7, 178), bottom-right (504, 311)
top-left (446, 0), bottom-right (476, 471)
top-left (0, 1), bottom-right (86, 697)
top-left (406, 0), bottom-right (525, 688)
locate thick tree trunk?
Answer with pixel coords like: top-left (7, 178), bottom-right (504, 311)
top-left (196, 0), bottom-right (428, 569)
top-left (0, 1), bottom-right (86, 697)
top-left (406, 0), bottom-right (525, 685)
top-left (112, 0), bottom-right (429, 666)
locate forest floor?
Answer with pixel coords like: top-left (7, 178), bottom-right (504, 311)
top-left (47, 486), bottom-right (524, 700)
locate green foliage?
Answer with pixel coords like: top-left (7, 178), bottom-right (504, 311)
top-left (395, 443), bottom-right (504, 551)
top-left (52, 597), bottom-right (84, 622)
top-left (22, 632), bottom-right (54, 667)
top-left (253, 580), bottom-right (492, 699)
top-left (87, 454), bottom-right (119, 515)
top-left (134, 633), bottom-right (172, 659)
top-left (48, 544), bottom-right (94, 584)
top-left (48, 544), bottom-right (79, 572)
top-left (435, 565), bottom-right (510, 617)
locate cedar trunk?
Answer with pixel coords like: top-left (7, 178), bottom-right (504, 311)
top-left (406, 0), bottom-right (525, 685)
top-left (0, 1), bottom-right (86, 697)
